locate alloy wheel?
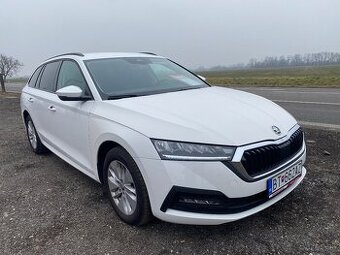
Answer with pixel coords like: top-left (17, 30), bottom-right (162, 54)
top-left (27, 120), bottom-right (37, 149)
top-left (107, 160), bottom-right (137, 215)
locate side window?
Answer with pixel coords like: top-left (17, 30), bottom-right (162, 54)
top-left (38, 61), bottom-right (60, 92)
top-left (57, 61), bottom-right (90, 96)
top-left (28, 66), bottom-right (42, 88)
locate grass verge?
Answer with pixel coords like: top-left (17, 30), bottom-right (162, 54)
top-left (198, 65), bottom-right (340, 87)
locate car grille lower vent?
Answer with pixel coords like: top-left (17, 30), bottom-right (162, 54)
top-left (241, 128), bottom-right (303, 177)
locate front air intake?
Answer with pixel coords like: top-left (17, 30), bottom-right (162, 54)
top-left (160, 186), bottom-right (268, 214)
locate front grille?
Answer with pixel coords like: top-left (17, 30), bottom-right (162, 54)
top-left (241, 128), bottom-right (303, 177)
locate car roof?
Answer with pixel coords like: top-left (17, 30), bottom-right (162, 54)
top-left (44, 52), bottom-right (164, 63)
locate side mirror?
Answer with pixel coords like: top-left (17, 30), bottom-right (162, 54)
top-left (197, 75), bottom-right (206, 81)
top-left (56, 85), bottom-right (90, 101)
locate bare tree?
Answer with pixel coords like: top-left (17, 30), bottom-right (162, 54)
top-left (0, 54), bottom-right (23, 92)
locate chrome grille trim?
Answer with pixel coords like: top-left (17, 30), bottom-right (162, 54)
top-left (228, 124), bottom-right (305, 182)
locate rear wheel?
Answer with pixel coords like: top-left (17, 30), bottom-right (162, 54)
top-left (103, 147), bottom-right (152, 225)
top-left (25, 115), bottom-right (48, 154)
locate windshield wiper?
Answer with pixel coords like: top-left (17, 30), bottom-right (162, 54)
top-left (171, 85), bottom-right (206, 92)
top-left (107, 86), bottom-right (206, 100)
top-left (107, 94), bottom-right (141, 100)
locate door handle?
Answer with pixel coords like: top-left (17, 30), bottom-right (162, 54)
top-left (48, 105), bottom-right (56, 112)
top-left (28, 97), bottom-right (34, 103)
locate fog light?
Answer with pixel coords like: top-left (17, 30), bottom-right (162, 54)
top-left (178, 197), bottom-right (222, 206)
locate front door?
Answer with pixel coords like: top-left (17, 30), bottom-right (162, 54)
top-left (45, 60), bottom-right (95, 174)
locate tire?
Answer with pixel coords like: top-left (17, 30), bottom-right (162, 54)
top-left (25, 115), bottom-right (48, 154)
top-left (103, 147), bottom-right (153, 225)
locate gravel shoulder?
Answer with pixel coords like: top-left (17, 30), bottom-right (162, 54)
top-left (0, 94), bottom-right (339, 255)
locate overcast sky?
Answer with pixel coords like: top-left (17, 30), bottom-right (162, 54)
top-left (1, 0), bottom-right (339, 76)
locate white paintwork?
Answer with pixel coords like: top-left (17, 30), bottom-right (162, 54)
top-left (20, 52), bottom-right (307, 225)
top-left (56, 85), bottom-right (83, 98)
top-left (161, 167), bottom-right (306, 225)
top-left (100, 86), bottom-right (297, 145)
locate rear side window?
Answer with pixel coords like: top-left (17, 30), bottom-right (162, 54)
top-left (38, 61), bottom-right (60, 92)
top-left (28, 66), bottom-right (42, 88)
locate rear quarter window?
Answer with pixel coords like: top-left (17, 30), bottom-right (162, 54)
top-left (28, 66), bottom-right (43, 88)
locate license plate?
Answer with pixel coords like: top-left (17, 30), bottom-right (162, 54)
top-left (267, 161), bottom-right (302, 198)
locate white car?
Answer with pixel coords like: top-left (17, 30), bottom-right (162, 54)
top-left (20, 52), bottom-right (306, 225)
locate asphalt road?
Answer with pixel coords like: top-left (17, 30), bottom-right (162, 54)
top-left (5, 83), bottom-right (340, 127)
top-left (0, 95), bottom-right (339, 254)
top-left (237, 87), bottom-right (340, 128)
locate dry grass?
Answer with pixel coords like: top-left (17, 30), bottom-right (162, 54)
top-left (199, 65), bottom-right (340, 87)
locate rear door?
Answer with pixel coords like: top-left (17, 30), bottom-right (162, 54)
top-left (32, 61), bottom-right (61, 144)
top-left (21, 65), bottom-right (43, 125)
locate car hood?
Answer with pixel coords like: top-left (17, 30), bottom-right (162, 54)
top-left (98, 86), bottom-right (297, 146)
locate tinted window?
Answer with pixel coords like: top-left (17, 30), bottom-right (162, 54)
top-left (57, 60), bottom-right (90, 96)
top-left (39, 61), bottom-right (60, 92)
top-left (85, 57), bottom-right (207, 99)
top-left (28, 66), bottom-right (42, 88)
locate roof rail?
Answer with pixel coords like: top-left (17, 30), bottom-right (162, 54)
top-left (46, 52), bottom-right (84, 60)
top-left (139, 52), bottom-right (157, 56)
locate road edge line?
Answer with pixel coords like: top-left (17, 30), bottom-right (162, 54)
top-left (299, 121), bottom-right (340, 131)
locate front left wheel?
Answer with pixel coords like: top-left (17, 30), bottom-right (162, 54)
top-left (103, 147), bottom-right (153, 225)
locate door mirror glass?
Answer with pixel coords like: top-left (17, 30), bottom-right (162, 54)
top-left (56, 85), bottom-right (88, 101)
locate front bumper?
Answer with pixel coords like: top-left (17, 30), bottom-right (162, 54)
top-left (136, 145), bottom-right (306, 225)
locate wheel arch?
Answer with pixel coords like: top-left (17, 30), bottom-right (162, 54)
top-left (97, 140), bottom-right (122, 183)
top-left (23, 110), bottom-right (30, 123)
top-left (95, 133), bottom-right (144, 184)
top-left (95, 132), bottom-right (156, 186)
top-left (93, 126), bottom-right (157, 186)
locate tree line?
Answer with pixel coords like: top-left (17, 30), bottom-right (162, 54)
top-left (197, 51), bottom-right (340, 72)
top-left (248, 52), bottom-right (340, 68)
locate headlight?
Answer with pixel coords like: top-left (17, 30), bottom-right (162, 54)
top-left (151, 139), bottom-right (235, 161)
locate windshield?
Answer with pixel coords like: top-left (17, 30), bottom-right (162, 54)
top-left (84, 57), bottom-right (208, 99)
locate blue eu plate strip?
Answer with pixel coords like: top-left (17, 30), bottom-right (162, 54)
top-left (267, 178), bottom-right (273, 196)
